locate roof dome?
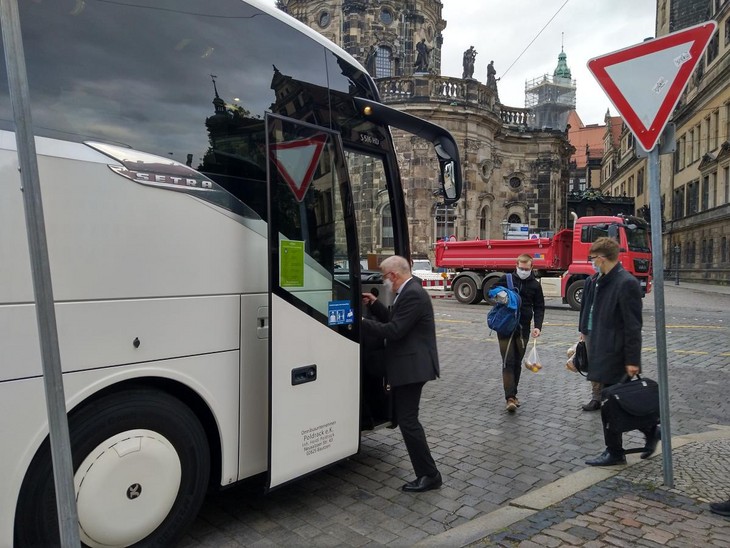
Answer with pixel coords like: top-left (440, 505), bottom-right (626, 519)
top-left (553, 50), bottom-right (572, 79)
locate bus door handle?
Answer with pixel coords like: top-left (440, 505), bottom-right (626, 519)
top-left (257, 308), bottom-right (269, 339)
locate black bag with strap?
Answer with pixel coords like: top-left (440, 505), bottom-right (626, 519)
top-left (601, 375), bottom-right (659, 433)
top-left (573, 340), bottom-right (588, 376)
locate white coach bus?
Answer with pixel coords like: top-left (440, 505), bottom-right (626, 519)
top-left (0, 0), bottom-right (462, 545)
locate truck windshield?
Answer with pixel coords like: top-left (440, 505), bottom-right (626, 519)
top-left (626, 226), bottom-right (651, 252)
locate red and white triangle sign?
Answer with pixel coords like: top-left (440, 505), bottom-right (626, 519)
top-left (588, 21), bottom-right (717, 152)
top-left (270, 134), bottom-right (327, 202)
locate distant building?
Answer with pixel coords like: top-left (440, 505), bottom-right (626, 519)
top-left (658, 0), bottom-right (730, 284)
top-left (277, 0), bottom-right (573, 260)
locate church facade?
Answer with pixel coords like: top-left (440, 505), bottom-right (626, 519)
top-left (277, 0), bottom-right (573, 259)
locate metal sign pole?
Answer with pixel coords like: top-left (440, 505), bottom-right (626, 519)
top-left (0, 0), bottom-right (80, 544)
top-left (646, 146), bottom-right (673, 488)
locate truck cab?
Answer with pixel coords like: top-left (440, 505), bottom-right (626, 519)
top-left (562, 215), bottom-right (652, 308)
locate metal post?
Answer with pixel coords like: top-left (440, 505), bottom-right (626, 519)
top-left (674, 244), bottom-right (680, 285)
top-left (0, 0), bottom-right (80, 544)
top-left (647, 146), bottom-right (673, 488)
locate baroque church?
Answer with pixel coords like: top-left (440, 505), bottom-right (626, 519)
top-left (277, 0), bottom-right (574, 259)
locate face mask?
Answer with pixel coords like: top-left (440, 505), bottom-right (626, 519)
top-left (592, 261), bottom-right (601, 274)
top-left (516, 268), bottom-right (531, 280)
top-left (383, 278), bottom-right (394, 293)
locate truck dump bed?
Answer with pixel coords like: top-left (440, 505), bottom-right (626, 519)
top-left (435, 229), bottom-right (573, 271)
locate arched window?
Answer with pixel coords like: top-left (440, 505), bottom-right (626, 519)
top-left (376, 46), bottom-right (394, 78)
top-left (507, 213), bottom-right (522, 224)
top-left (380, 204), bottom-right (394, 248)
top-left (478, 207), bottom-right (489, 239)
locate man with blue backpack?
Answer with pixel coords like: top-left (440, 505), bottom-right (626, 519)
top-left (488, 254), bottom-right (545, 413)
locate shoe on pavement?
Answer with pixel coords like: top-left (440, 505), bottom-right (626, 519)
top-left (402, 472), bottom-right (442, 493)
top-left (709, 500), bottom-right (730, 517)
top-left (585, 450), bottom-right (626, 467)
top-left (640, 425), bottom-right (661, 459)
top-left (582, 399), bottom-right (601, 411)
top-left (506, 398), bottom-right (517, 413)
top-left (514, 397), bottom-right (521, 407)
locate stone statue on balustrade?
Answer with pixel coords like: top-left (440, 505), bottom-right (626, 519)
top-left (414, 38), bottom-right (432, 73)
top-left (462, 46), bottom-right (477, 79)
top-left (487, 60), bottom-right (498, 90)
top-left (364, 45), bottom-right (377, 76)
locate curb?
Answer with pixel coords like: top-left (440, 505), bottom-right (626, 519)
top-left (416, 424), bottom-right (730, 547)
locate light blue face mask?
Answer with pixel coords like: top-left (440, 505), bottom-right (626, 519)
top-left (592, 261), bottom-right (601, 274)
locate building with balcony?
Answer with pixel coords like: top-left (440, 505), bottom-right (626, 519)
top-left (277, 0), bottom-right (573, 258)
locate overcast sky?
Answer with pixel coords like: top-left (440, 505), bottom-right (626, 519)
top-left (263, 0), bottom-right (657, 126)
top-left (440, 1), bottom-right (657, 125)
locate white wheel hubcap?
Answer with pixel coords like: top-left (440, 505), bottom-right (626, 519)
top-left (74, 429), bottom-right (182, 547)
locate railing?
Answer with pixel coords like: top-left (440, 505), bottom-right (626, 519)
top-left (375, 75), bottom-right (539, 129)
top-left (500, 106), bottom-right (534, 128)
top-left (375, 75), bottom-right (495, 111)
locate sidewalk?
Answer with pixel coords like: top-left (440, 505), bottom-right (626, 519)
top-left (417, 425), bottom-right (730, 547)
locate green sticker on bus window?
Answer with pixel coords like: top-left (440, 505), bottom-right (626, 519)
top-left (280, 240), bottom-right (305, 287)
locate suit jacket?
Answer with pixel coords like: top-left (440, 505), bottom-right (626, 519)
top-left (585, 263), bottom-right (643, 385)
top-left (361, 278), bottom-right (440, 387)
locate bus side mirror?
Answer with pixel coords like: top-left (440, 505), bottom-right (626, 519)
top-left (440, 160), bottom-right (457, 202)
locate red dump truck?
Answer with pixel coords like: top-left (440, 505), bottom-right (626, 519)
top-left (435, 215), bottom-right (652, 310)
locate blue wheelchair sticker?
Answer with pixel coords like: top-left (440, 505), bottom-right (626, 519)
top-left (328, 300), bottom-right (354, 326)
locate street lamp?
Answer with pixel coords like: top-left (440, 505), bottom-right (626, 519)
top-left (500, 219), bottom-right (509, 240)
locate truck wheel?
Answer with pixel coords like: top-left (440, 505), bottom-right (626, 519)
top-left (15, 388), bottom-right (210, 548)
top-left (481, 278), bottom-right (499, 305)
top-left (567, 280), bottom-right (585, 311)
top-left (453, 277), bottom-right (482, 304)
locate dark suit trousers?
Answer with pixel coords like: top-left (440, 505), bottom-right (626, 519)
top-left (392, 382), bottom-right (438, 478)
top-left (498, 332), bottom-right (528, 400)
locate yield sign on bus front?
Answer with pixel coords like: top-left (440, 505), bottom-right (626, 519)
top-left (270, 134), bottom-right (326, 202)
top-left (587, 21), bottom-right (717, 152)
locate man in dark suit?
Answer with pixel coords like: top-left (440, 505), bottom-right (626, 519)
top-left (361, 255), bottom-right (442, 492)
top-left (584, 237), bottom-right (659, 466)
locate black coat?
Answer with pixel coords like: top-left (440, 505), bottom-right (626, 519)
top-left (495, 272), bottom-right (545, 336)
top-left (585, 263), bottom-right (643, 385)
top-left (578, 273), bottom-right (599, 335)
top-left (362, 278), bottom-right (440, 387)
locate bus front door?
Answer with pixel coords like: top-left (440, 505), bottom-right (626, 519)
top-left (266, 114), bottom-right (361, 489)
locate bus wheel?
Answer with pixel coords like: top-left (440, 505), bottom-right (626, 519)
top-left (567, 280), bottom-right (584, 311)
top-left (15, 388), bottom-right (210, 548)
top-left (453, 277), bottom-right (482, 304)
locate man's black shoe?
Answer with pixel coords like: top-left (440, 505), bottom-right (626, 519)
top-left (709, 500), bottom-right (730, 517)
top-left (582, 399), bottom-right (601, 411)
top-left (402, 472), bottom-right (442, 492)
top-left (585, 450), bottom-right (626, 467)
top-left (640, 426), bottom-right (660, 459)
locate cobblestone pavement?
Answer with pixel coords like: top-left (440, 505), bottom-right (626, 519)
top-left (474, 429), bottom-right (730, 547)
top-left (182, 283), bottom-right (730, 546)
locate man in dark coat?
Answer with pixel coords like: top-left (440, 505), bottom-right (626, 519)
top-left (584, 237), bottom-right (659, 466)
top-left (494, 254), bottom-right (545, 412)
top-left (361, 255), bottom-right (441, 492)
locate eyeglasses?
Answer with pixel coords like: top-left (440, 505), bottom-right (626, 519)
top-left (587, 255), bottom-right (605, 261)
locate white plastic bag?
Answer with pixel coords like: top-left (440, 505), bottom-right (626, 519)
top-left (523, 338), bottom-right (542, 373)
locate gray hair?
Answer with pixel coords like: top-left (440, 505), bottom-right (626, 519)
top-left (380, 255), bottom-right (411, 276)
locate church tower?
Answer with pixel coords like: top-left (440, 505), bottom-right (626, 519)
top-left (277, 0), bottom-right (446, 78)
top-left (525, 48), bottom-right (576, 131)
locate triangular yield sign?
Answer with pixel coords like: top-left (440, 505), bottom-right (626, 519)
top-left (270, 134), bottom-right (327, 202)
top-left (587, 21), bottom-right (717, 152)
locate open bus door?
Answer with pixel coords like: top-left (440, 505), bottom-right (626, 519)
top-left (265, 114), bottom-right (361, 489)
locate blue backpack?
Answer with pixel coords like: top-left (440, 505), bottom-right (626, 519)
top-left (487, 274), bottom-right (522, 336)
